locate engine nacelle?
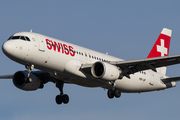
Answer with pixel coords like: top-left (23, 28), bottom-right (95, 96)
top-left (91, 61), bottom-right (121, 81)
top-left (13, 71), bottom-right (41, 91)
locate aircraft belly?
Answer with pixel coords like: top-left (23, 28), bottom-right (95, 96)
top-left (54, 73), bottom-right (111, 88)
top-left (114, 73), bottom-right (168, 93)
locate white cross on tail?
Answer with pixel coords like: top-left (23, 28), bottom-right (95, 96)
top-left (157, 39), bottom-right (167, 56)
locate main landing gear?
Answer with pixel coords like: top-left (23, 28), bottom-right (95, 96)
top-left (55, 81), bottom-right (69, 105)
top-left (107, 89), bottom-right (121, 99)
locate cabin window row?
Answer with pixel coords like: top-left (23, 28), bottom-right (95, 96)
top-left (74, 50), bottom-right (107, 61)
top-left (47, 43), bottom-right (108, 61)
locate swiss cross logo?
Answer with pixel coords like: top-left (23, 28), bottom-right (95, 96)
top-left (157, 39), bottom-right (168, 56)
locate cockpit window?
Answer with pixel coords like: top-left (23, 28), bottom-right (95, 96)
top-left (20, 36), bottom-right (26, 40)
top-left (12, 36), bottom-right (20, 39)
top-left (8, 36), bottom-right (31, 41)
top-left (25, 37), bottom-right (30, 41)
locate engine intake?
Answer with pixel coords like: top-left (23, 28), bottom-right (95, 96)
top-left (91, 62), bottom-right (121, 81)
top-left (13, 71), bottom-right (41, 91)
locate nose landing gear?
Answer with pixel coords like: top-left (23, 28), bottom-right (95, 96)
top-left (25, 64), bottom-right (34, 83)
top-left (55, 81), bottom-right (69, 105)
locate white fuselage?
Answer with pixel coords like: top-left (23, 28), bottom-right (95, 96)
top-left (2, 32), bottom-right (176, 93)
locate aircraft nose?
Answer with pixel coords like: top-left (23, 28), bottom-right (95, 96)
top-left (2, 41), bottom-right (14, 56)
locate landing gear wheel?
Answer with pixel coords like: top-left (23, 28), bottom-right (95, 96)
top-left (56, 95), bottom-right (62, 105)
top-left (55, 81), bottom-right (69, 105)
top-left (107, 89), bottom-right (114, 99)
top-left (107, 89), bottom-right (121, 99)
top-left (114, 89), bottom-right (121, 98)
top-left (62, 94), bottom-right (69, 104)
top-left (55, 94), bottom-right (69, 105)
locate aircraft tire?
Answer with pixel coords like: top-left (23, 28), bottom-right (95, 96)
top-left (107, 89), bottom-right (114, 99)
top-left (62, 94), bottom-right (69, 104)
top-left (114, 89), bottom-right (121, 98)
top-left (56, 95), bottom-right (63, 104)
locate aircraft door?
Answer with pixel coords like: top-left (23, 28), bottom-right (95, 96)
top-left (36, 34), bottom-right (45, 52)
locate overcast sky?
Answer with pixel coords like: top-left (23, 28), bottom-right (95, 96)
top-left (0, 0), bottom-right (180, 120)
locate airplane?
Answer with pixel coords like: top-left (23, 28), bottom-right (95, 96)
top-left (1, 28), bottom-right (180, 105)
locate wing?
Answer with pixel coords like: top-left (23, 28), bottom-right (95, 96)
top-left (0, 71), bottom-right (55, 83)
top-left (109, 54), bottom-right (180, 75)
top-left (0, 74), bottom-right (13, 79)
top-left (81, 54), bottom-right (180, 76)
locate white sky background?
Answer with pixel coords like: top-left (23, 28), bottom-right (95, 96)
top-left (0, 0), bottom-right (180, 120)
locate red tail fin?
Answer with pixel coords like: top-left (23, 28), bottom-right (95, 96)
top-left (147, 28), bottom-right (172, 75)
top-left (147, 28), bottom-right (172, 58)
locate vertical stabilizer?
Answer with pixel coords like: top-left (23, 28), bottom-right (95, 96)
top-left (147, 28), bottom-right (172, 75)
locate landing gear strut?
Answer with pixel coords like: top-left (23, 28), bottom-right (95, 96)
top-left (55, 81), bottom-right (69, 105)
top-left (107, 89), bottom-right (121, 99)
top-left (25, 64), bottom-right (34, 83)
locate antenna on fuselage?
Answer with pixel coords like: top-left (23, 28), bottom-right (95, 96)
top-left (106, 52), bottom-right (108, 55)
top-left (30, 29), bottom-right (33, 33)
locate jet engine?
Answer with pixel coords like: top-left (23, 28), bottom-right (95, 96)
top-left (91, 61), bottom-right (122, 81)
top-left (13, 71), bottom-right (41, 91)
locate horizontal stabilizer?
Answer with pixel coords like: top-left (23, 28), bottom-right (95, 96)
top-left (161, 76), bottom-right (180, 83)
